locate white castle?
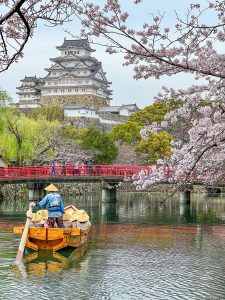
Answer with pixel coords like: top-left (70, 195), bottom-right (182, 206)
top-left (16, 38), bottom-right (139, 124)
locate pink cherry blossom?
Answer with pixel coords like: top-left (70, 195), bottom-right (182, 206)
top-left (2, 0), bottom-right (225, 193)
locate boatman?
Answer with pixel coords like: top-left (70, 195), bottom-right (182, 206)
top-left (32, 183), bottom-right (65, 228)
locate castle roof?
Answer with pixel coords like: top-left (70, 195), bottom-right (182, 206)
top-left (56, 38), bottom-right (95, 52)
top-left (99, 104), bottom-right (139, 113)
top-left (21, 76), bottom-right (42, 82)
top-left (98, 106), bottom-right (121, 113)
top-left (43, 62), bottom-right (111, 84)
top-left (50, 55), bottom-right (98, 64)
top-left (64, 105), bottom-right (96, 111)
top-left (121, 104), bottom-right (139, 111)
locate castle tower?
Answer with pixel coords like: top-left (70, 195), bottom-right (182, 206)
top-left (40, 38), bottom-right (112, 108)
top-left (16, 76), bottom-right (43, 108)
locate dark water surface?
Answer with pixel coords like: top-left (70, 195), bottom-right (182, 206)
top-left (1, 192), bottom-right (225, 300)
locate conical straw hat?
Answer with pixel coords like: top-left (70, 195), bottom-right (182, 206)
top-left (63, 212), bottom-right (72, 221)
top-left (77, 209), bottom-right (87, 215)
top-left (71, 211), bottom-right (80, 222)
top-left (31, 213), bottom-right (42, 223)
top-left (36, 210), bottom-right (48, 220)
top-left (77, 214), bottom-right (89, 222)
top-left (44, 184), bottom-right (58, 192)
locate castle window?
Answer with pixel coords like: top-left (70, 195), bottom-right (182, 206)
top-left (77, 51), bottom-right (79, 54)
top-left (65, 51), bottom-right (67, 55)
top-left (54, 89), bottom-right (57, 93)
top-left (82, 89), bottom-right (86, 92)
top-left (61, 89), bottom-right (64, 93)
top-left (68, 89), bottom-right (71, 92)
top-left (75, 89), bottom-right (78, 92)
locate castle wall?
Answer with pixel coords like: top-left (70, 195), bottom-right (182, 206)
top-left (40, 94), bottom-right (108, 108)
top-left (65, 116), bottom-right (119, 131)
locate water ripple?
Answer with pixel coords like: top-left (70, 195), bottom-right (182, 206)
top-left (1, 195), bottom-right (225, 299)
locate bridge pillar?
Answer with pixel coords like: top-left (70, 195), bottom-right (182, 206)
top-left (179, 184), bottom-right (192, 204)
top-left (102, 187), bottom-right (116, 202)
top-left (179, 190), bottom-right (190, 204)
top-left (28, 183), bottom-right (45, 201)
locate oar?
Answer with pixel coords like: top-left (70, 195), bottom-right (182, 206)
top-left (15, 202), bottom-right (33, 265)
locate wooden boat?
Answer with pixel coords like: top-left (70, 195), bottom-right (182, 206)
top-left (13, 205), bottom-right (91, 252)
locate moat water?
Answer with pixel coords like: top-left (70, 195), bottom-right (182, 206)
top-left (1, 192), bottom-right (225, 300)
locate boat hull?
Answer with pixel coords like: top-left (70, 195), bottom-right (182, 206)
top-left (13, 227), bottom-right (90, 251)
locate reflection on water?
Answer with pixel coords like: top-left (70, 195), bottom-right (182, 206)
top-left (1, 192), bottom-right (225, 299)
top-left (13, 245), bottom-right (87, 277)
top-left (1, 191), bottom-right (225, 225)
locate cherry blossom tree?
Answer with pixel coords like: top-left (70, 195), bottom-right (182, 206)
top-left (70, 0), bottom-right (225, 190)
top-left (2, 0), bottom-right (225, 189)
top-left (0, 0), bottom-right (76, 72)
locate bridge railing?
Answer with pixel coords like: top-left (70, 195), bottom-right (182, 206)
top-left (0, 165), bottom-right (218, 182)
top-left (0, 165), bottom-right (151, 179)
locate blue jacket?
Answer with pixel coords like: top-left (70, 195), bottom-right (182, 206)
top-left (36, 192), bottom-right (65, 218)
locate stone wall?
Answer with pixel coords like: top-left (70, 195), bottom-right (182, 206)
top-left (41, 94), bottom-right (108, 108)
top-left (0, 182), bottom-right (102, 200)
top-left (98, 112), bottom-right (128, 122)
top-left (66, 116), bottom-right (116, 131)
top-left (0, 184), bottom-right (28, 200)
top-left (0, 182), bottom-right (209, 201)
top-left (65, 113), bottom-right (128, 131)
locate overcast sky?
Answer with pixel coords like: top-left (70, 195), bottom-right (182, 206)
top-left (0, 0), bottom-right (207, 108)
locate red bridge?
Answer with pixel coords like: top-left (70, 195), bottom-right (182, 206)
top-left (0, 165), bottom-right (152, 201)
top-left (0, 165), bottom-right (222, 202)
top-left (0, 165), bottom-right (149, 185)
top-left (0, 165), bottom-right (213, 185)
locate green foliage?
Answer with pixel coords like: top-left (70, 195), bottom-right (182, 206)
top-left (0, 90), bottom-right (12, 134)
top-left (135, 131), bottom-right (172, 164)
top-left (0, 90), bottom-right (12, 108)
top-left (111, 121), bottom-right (142, 145)
top-left (81, 127), bottom-right (118, 164)
top-left (129, 99), bottom-right (182, 126)
top-left (111, 100), bottom-right (181, 146)
top-left (110, 101), bottom-right (181, 163)
top-left (0, 110), bottom-right (60, 165)
top-left (31, 106), bottom-right (64, 122)
top-left (60, 125), bottom-right (85, 143)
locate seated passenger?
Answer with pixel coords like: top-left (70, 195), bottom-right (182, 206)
top-left (29, 213), bottom-right (43, 228)
top-left (63, 212), bottom-right (72, 228)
